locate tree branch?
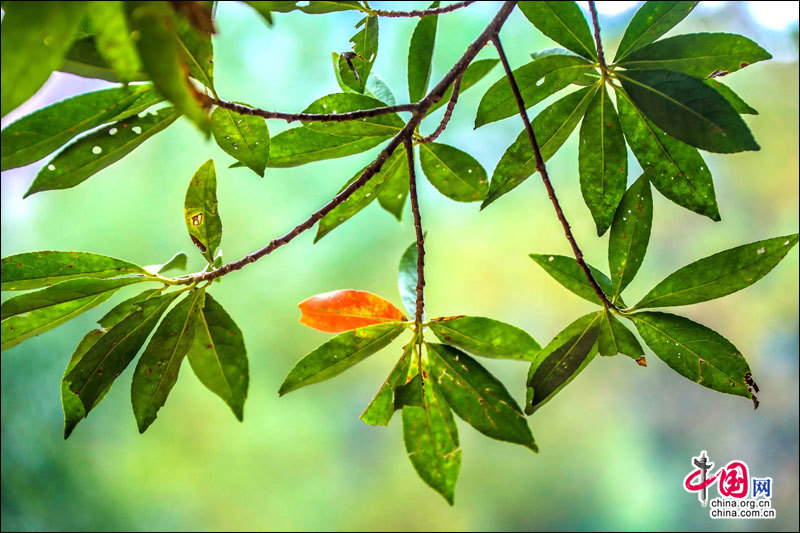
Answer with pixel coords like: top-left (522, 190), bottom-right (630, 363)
top-left (587, 1), bottom-right (607, 71)
top-left (371, 1), bottom-right (476, 18)
top-left (213, 98), bottom-right (417, 123)
top-left (420, 73), bottom-right (462, 144)
top-left (405, 139), bottom-right (426, 324)
top-left (491, 33), bottom-right (618, 311)
top-left (191, 1), bottom-right (518, 284)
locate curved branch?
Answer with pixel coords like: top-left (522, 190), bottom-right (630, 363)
top-left (420, 73), bottom-right (462, 144)
top-left (213, 99), bottom-right (417, 123)
top-left (491, 33), bottom-right (618, 311)
top-left (191, 1), bottom-right (519, 284)
top-left (405, 139), bottom-right (426, 324)
top-left (371, 1), bottom-right (476, 18)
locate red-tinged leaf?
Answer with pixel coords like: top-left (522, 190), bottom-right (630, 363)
top-left (298, 289), bottom-right (407, 333)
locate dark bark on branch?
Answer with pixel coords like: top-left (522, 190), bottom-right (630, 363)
top-left (405, 139), bottom-right (426, 324)
top-left (420, 74), bottom-right (462, 144)
top-left (371, 1), bottom-right (475, 18)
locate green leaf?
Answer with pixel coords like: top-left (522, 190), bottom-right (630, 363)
top-left (614, 1), bottom-right (698, 61)
top-left (265, 127), bottom-right (386, 168)
top-left (705, 80), bottom-right (758, 115)
top-left (608, 174), bottom-right (653, 301)
top-left (97, 288), bottom-right (163, 329)
top-left (279, 322), bottom-right (406, 395)
top-left (1, 251), bottom-right (151, 291)
top-left (298, 1), bottom-right (366, 14)
top-left (186, 293), bottom-right (248, 420)
top-left (59, 37), bottom-right (149, 83)
top-left (429, 316), bottom-right (541, 361)
top-left (242, 1), bottom-right (298, 25)
top-left (426, 342), bottom-right (537, 450)
top-left (394, 373), bottom-right (423, 410)
top-left (525, 312), bottom-right (601, 414)
top-left (1, 85), bottom-right (161, 171)
top-left (361, 341), bottom-right (413, 426)
top-left (175, 15), bottom-right (215, 91)
top-left (62, 329), bottom-right (110, 439)
top-left (597, 309), bottom-right (644, 358)
top-left (184, 159), bottom-right (222, 263)
top-left (337, 15), bottom-right (378, 93)
top-left (529, 254), bottom-right (617, 306)
top-left (578, 85), bottom-right (628, 235)
top-left (365, 72), bottom-right (397, 106)
top-left (211, 106), bottom-right (269, 177)
top-left (132, 290), bottom-right (204, 433)
top-left (1, 1), bottom-right (87, 117)
top-left (25, 107), bottom-right (181, 196)
top-left (315, 148), bottom-right (405, 242)
top-left (302, 93), bottom-right (404, 137)
top-left (145, 252), bottom-right (188, 275)
top-left (376, 150), bottom-right (410, 220)
top-left (86, 1), bottom-right (141, 84)
top-left (1, 277), bottom-right (145, 352)
top-left (635, 234), bottom-right (799, 309)
top-left (615, 87), bottom-right (719, 220)
top-left (398, 240), bottom-right (418, 319)
top-left (407, 2), bottom-right (439, 102)
top-left (402, 378), bottom-right (461, 505)
top-left (482, 85), bottom-right (597, 208)
top-left (517, 1), bottom-right (596, 60)
top-left (126, 1), bottom-right (210, 131)
top-left (619, 69), bottom-right (759, 153)
top-left (630, 312), bottom-right (755, 401)
top-left (475, 54), bottom-right (591, 128)
top-left (618, 33), bottom-right (772, 79)
top-left (419, 143), bottom-right (488, 202)
top-left (66, 290), bottom-right (181, 414)
top-left (426, 59), bottom-right (500, 116)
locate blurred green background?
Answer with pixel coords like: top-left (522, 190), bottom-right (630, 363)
top-left (2, 2), bottom-right (798, 531)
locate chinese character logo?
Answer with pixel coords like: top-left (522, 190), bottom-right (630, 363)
top-left (752, 478), bottom-right (773, 499)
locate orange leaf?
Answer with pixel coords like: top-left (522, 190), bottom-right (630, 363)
top-left (298, 289), bottom-right (407, 333)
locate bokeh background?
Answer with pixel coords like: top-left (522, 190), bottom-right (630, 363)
top-left (2, 2), bottom-right (798, 531)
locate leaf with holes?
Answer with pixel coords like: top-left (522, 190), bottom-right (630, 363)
top-left (614, 1), bottom-right (698, 61)
top-left (530, 254), bottom-right (618, 306)
top-left (483, 85), bottom-right (598, 208)
top-left (298, 289), bottom-right (407, 333)
top-left (426, 342), bottom-right (537, 450)
top-left (184, 159), bottom-right (222, 263)
top-left (279, 322), bottom-right (406, 395)
top-left (608, 174), bottom-right (653, 301)
top-left (578, 85), bottom-right (627, 235)
top-left (211, 106), bottom-right (269, 177)
top-left (620, 69), bottom-right (759, 153)
top-left (419, 143), bottom-right (488, 202)
top-left (337, 15), bottom-right (378, 93)
top-left (635, 234), bottom-right (799, 309)
top-left (25, 107), bottom-right (181, 196)
top-left (517, 1), bottom-right (596, 60)
top-left (526, 312), bottom-right (601, 414)
top-left (475, 52), bottom-right (591, 128)
top-left (429, 316), bottom-right (541, 361)
top-left (630, 312), bottom-right (756, 403)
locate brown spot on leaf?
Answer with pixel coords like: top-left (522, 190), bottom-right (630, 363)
top-left (190, 235), bottom-right (207, 252)
top-left (635, 356), bottom-right (647, 367)
top-left (431, 315), bottom-right (466, 322)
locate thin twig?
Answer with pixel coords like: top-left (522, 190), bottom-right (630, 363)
top-left (491, 33), bottom-right (617, 311)
top-left (214, 99), bottom-right (416, 123)
top-left (420, 74), bottom-right (462, 144)
top-left (192, 1), bottom-right (518, 284)
top-left (371, 1), bottom-right (475, 18)
top-left (587, 1), bottom-right (607, 70)
top-left (405, 139), bottom-right (426, 324)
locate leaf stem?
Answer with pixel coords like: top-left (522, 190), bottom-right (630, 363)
top-left (491, 32), bottom-right (618, 312)
top-left (420, 73), bottom-right (462, 144)
top-left (587, 1), bottom-right (607, 72)
top-left (405, 139), bottom-right (426, 325)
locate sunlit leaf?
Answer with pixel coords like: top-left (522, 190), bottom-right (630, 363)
top-left (407, 2), bottom-right (439, 102)
top-left (427, 342), bottom-right (537, 450)
top-left (429, 316), bottom-right (541, 361)
top-left (608, 174), bottom-right (652, 301)
top-left (144, 252), bottom-right (188, 275)
top-left (132, 290), bottom-right (204, 432)
top-left (517, 1), bottom-right (596, 60)
top-left (529, 254), bottom-right (617, 306)
top-left (419, 143), bottom-right (488, 202)
top-left (175, 13), bottom-right (215, 91)
top-left (337, 15), bottom-right (378, 93)
top-left (297, 289), bottom-right (406, 333)
top-left (483, 85), bottom-right (597, 208)
top-left (211, 106), bottom-right (269, 177)
top-left (60, 36), bottom-right (149, 82)
top-left (615, 87), bottom-right (719, 220)
top-left (614, 1), bottom-right (698, 61)
top-left (86, 1), bottom-right (141, 84)
top-left (578, 85), bottom-right (627, 235)
top-left (398, 240), bottom-right (418, 319)
top-left (526, 312), bottom-right (601, 414)
top-left (619, 69), bottom-right (759, 153)
top-left (377, 148), bottom-right (410, 220)
top-left (635, 234), bottom-right (799, 308)
top-left (705, 79), bottom-right (758, 115)
top-left (630, 312), bottom-right (756, 401)
top-left (184, 159), bottom-right (223, 263)
top-left (1, 1), bottom-right (87, 117)
top-left (25, 107), bottom-right (181, 196)
top-left (279, 322), bottom-right (406, 395)
top-left (302, 93), bottom-right (404, 137)
top-left (264, 127), bottom-right (387, 168)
